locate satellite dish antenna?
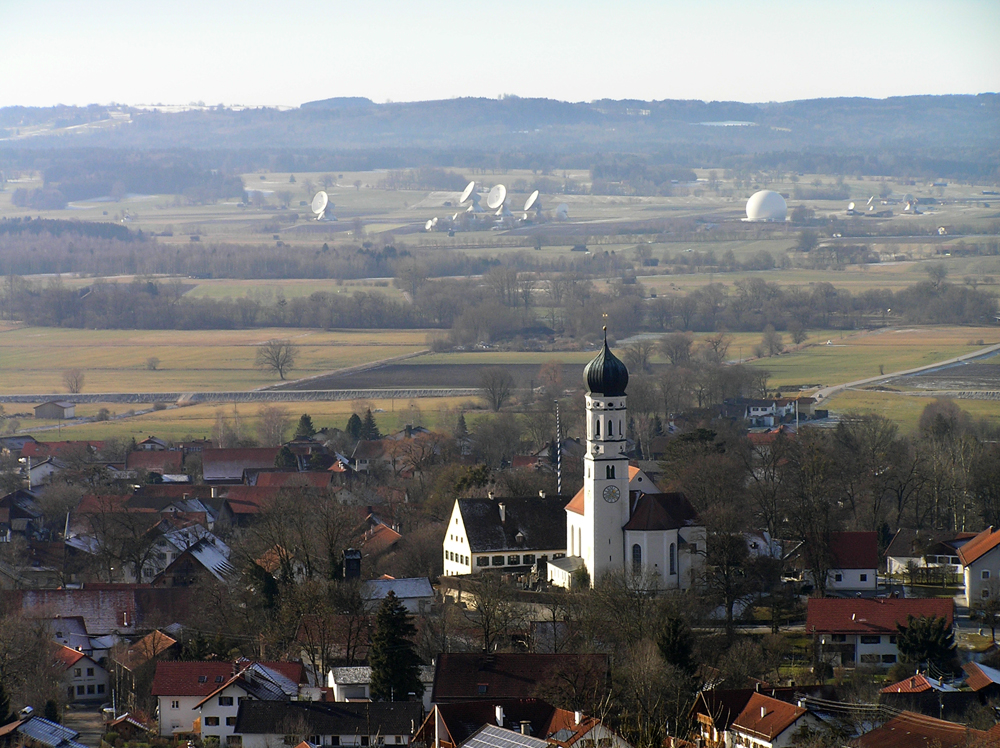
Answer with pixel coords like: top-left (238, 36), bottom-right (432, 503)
top-left (556, 203), bottom-right (569, 220)
top-left (425, 219), bottom-right (434, 231)
top-left (460, 181), bottom-right (476, 204)
top-left (867, 195), bottom-right (875, 207)
top-left (524, 190), bottom-right (540, 213)
top-left (847, 202), bottom-right (855, 211)
top-left (311, 191), bottom-right (329, 220)
top-left (486, 184), bottom-right (507, 210)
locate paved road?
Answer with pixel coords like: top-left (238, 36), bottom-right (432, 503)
top-left (62, 708), bottom-right (104, 748)
top-left (813, 341), bottom-right (1000, 404)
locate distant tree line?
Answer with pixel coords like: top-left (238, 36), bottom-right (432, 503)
top-left (2, 261), bottom-right (994, 334)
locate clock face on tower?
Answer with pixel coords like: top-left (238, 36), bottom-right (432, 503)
top-left (603, 485), bottom-right (621, 503)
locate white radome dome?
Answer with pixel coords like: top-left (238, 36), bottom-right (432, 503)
top-left (745, 190), bottom-right (787, 221)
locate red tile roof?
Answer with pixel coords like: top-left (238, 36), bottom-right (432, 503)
top-left (828, 531), bottom-right (879, 570)
top-left (691, 689), bottom-right (756, 732)
top-left (806, 597), bottom-right (954, 635)
top-left (126, 451), bottom-right (183, 473)
top-left (51, 643), bottom-right (88, 670)
top-left (21, 441), bottom-right (104, 460)
top-left (151, 661), bottom-right (303, 696)
top-left (854, 711), bottom-right (991, 748)
top-left (963, 662), bottom-right (1000, 692)
top-left (880, 675), bottom-right (936, 694)
top-left (362, 523), bottom-right (402, 556)
top-left (958, 527), bottom-right (1000, 566)
top-left (731, 693), bottom-right (808, 742)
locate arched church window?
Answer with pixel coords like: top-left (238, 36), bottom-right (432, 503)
top-left (669, 543), bottom-right (676, 575)
top-left (595, 419), bottom-right (600, 437)
top-left (606, 465), bottom-right (615, 479)
top-left (608, 420), bottom-right (614, 436)
top-left (632, 544), bottom-right (641, 573)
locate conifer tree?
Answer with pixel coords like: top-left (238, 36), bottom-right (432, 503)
top-left (294, 413), bottom-right (317, 439)
top-left (454, 412), bottom-right (468, 439)
top-left (369, 591), bottom-right (424, 701)
top-left (346, 413), bottom-right (363, 439)
top-left (896, 615), bottom-right (956, 669)
top-left (274, 446), bottom-right (297, 469)
top-left (361, 409), bottom-right (381, 440)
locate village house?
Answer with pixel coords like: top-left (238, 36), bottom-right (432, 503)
top-left (886, 528), bottom-right (975, 580)
top-left (443, 495), bottom-right (568, 578)
top-left (958, 527), bottom-right (1000, 606)
top-left (52, 644), bottom-right (109, 704)
top-left (729, 692), bottom-right (825, 748)
top-left (807, 597), bottom-right (954, 668)
top-left (233, 701), bottom-right (422, 748)
top-left (430, 653), bottom-right (609, 704)
top-left (326, 665), bottom-right (435, 711)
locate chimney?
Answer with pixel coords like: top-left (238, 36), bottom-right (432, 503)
top-left (520, 722), bottom-right (531, 736)
top-left (797, 698), bottom-right (806, 709)
top-left (211, 486), bottom-right (218, 499)
top-left (574, 711), bottom-right (582, 726)
top-left (538, 490), bottom-right (545, 499)
top-left (488, 491), bottom-right (494, 500)
top-left (498, 502), bottom-right (506, 524)
top-left (495, 705), bottom-right (505, 727)
top-left (760, 706), bottom-right (767, 719)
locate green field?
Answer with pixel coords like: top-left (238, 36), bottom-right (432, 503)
top-left (745, 326), bottom-right (1000, 391)
top-left (21, 396), bottom-right (478, 443)
top-left (823, 389), bottom-right (1000, 433)
top-left (0, 326), bottom-right (431, 394)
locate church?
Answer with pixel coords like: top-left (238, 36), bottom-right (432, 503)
top-left (547, 331), bottom-right (705, 589)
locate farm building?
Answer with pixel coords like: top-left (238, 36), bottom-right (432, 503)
top-left (33, 401), bottom-right (75, 419)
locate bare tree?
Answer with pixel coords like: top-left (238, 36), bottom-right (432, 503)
top-left (145, 356), bottom-right (161, 371)
top-left (761, 325), bottom-right (784, 357)
top-left (659, 333), bottom-right (694, 365)
top-left (255, 339), bottom-right (298, 380)
top-left (63, 368), bottom-right (85, 393)
top-left (478, 367), bottom-right (515, 412)
top-left (256, 405), bottom-right (291, 446)
top-left (465, 572), bottom-right (525, 652)
top-left (623, 339), bottom-right (656, 373)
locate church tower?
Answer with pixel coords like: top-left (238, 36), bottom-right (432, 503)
top-left (576, 328), bottom-right (630, 586)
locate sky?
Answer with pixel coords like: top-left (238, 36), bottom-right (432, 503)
top-left (2, 0), bottom-right (998, 108)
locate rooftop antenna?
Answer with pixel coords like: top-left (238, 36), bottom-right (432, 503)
top-left (311, 191), bottom-right (329, 221)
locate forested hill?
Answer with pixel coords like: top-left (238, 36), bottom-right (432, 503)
top-left (1, 94), bottom-right (998, 180)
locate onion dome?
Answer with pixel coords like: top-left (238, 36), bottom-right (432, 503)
top-left (583, 328), bottom-right (629, 396)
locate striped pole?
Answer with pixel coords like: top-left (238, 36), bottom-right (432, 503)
top-left (555, 399), bottom-right (562, 495)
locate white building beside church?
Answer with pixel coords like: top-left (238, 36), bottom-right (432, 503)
top-left (549, 331), bottom-right (705, 589)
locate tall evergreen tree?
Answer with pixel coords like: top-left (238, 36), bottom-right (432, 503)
top-left (361, 409), bottom-right (381, 441)
top-left (274, 446), bottom-right (297, 469)
top-left (897, 615), bottom-right (957, 669)
top-left (369, 591), bottom-right (424, 701)
top-left (346, 413), bottom-right (363, 439)
top-left (656, 614), bottom-right (696, 677)
top-left (294, 413), bottom-right (317, 439)
top-left (454, 412), bottom-right (468, 439)
top-left (0, 680), bottom-right (10, 726)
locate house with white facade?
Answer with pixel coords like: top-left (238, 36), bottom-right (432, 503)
top-left (326, 665), bottom-right (435, 711)
top-left (729, 693), bottom-right (825, 748)
top-left (958, 527), bottom-right (1000, 606)
top-left (806, 597), bottom-right (954, 668)
top-left (362, 578), bottom-right (434, 614)
top-left (194, 662), bottom-right (305, 745)
top-left (52, 644), bottom-right (109, 704)
top-left (789, 531), bottom-right (879, 593)
top-left (886, 528), bottom-right (975, 579)
top-left (150, 660), bottom-right (304, 738)
top-left (443, 495), bottom-right (567, 578)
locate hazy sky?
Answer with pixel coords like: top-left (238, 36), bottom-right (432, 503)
top-left (3, 0), bottom-right (998, 108)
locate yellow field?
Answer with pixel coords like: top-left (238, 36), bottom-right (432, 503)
top-left (0, 326), bottom-right (432, 394)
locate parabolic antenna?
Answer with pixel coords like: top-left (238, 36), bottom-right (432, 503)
top-left (556, 203), bottom-right (569, 220)
top-left (524, 190), bottom-right (540, 212)
top-left (848, 202), bottom-right (855, 211)
top-left (425, 219), bottom-right (434, 231)
top-left (486, 184), bottom-right (507, 210)
top-left (311, 191), bottom-right (329, 219)
top-left (460, 181), bottom-right (476, 204)
top-left (867, 195), bottom-right (875, 206)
